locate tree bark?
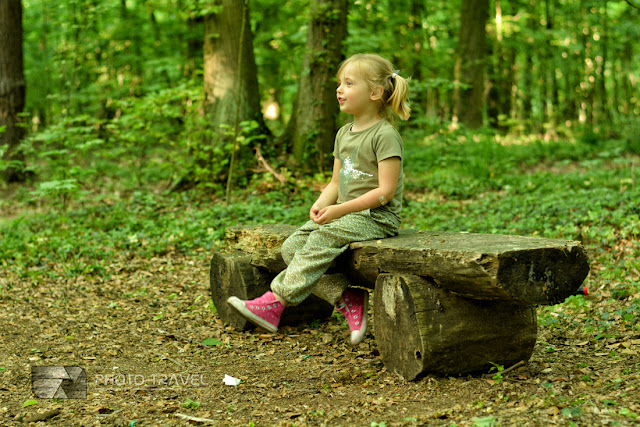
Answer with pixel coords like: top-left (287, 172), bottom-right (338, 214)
top-left (284, 0), bottom-right (348, 173)
top-left (373, 274), bottom-right (537, 379)
top-left (453, 0), bottom-right (490, 128)
top-left (203, 0), bottom-right (266, 134)
top-left (0, 0), bottom-right (27, 182)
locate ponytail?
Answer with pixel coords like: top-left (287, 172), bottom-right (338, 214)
top-left (388, 74), bottom-right (410, 121)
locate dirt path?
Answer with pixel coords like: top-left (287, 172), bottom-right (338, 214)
top-left (1, 253), bottom-right (638, 426)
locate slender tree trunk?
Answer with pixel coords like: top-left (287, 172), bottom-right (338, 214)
top-left (562, 53), bottom-right (575, 122)
top-left (35, 0), bottom-right (50, 128)
top-left (580, 0), bottom-right (594, 130)
top-left (544, 0), bottom-right (558, 138)
top-left (612, 56), bottom-right (621, 123)
top-left (0, 0), bottom-right (28, 182)
top-left (597, 0), bottom-right (610, 125)
top-left (520, 0), bottom-right (536, 130)
top-left (184, 15), bottom-right (202, 77)
top-left (454, 0), bottom-right (490, 128)
top-left (487, 0), bottom-right (513, 132)
top-left (120, 0), bottom-right (127, 18)
top-left (621, 43), bottom-right (632, 116)
top-left (408, 0), bottom-right (432, 122)
top-left (285, 0), bottom-right (348, 173)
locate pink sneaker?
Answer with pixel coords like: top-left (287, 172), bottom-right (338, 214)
top-left (336, 288), bottom-right (369, 345)
top-left (227, 291), bottom-right (284, 333)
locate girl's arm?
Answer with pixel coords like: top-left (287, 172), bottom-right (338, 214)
top-left (314, 157), bottom-right (401, 225)
top-left (310, 158), bottom-right (341, 221)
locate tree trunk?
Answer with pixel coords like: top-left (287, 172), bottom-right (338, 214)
top-left (520, 1), bottom-right (536, 130)
top-left (284, 0), bottom-right (348, 173)
top-left (596, 0), bottom-right (610, 125)
top-left (487, 0), bottom-right (512, 132)
top-left (0, 0), bottom-right (27, 183)
top-left (373, 274), bottom-right (537, 379)
top-left (580, 0), bottom-right (594, 130)
top-left (454, 0), bottom-right (489, 128)
top-left (544, 0), bottom-right (558, 138)
top-left (203, 0), bottom-right (266, 134)
top-left (621, 43), bottom-right (632, 116)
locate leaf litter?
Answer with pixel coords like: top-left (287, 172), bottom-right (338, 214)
top-left (0, 248), bottom-right (639, 426)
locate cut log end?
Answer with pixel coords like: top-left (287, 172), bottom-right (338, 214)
top-left (374, 274), bottom-right (538, 380)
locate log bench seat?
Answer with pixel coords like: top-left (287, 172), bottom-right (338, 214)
top-left (210, 224), bottom-right (590, 380)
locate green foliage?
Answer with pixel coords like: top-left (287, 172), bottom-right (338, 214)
top-left (30, 179), bottom-right (79, 211)
top-left (201, 338), bottom-right (223, 346)
top-left (402, 132), bottom-right (640, 246)
top-left (11, 0), bottom-right (639, 192)
top-left (0, 185), bottom-right (309, 278)
top-left (181, 398), bottom-right (201, 410)
top-left (489, 363), bottom-right (505, 384)
top-left (22, 399), bottom-right (37, 408)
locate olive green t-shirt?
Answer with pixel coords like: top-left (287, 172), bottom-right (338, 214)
top-left (333, 119), bottom-right (404, 219)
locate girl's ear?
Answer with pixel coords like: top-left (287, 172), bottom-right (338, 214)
top-left (370, 85), bottom-right (384, 101)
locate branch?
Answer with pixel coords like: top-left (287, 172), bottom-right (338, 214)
top-left (153, 351), bottom-right (186, 368)
top-left (24, 410), bottom-right (61, 424)
top-left (625, 0), bottom-right (640, 9)
top-left (255, 145), bottom-right (286, 185)
top-left (483, 360), bottom-right (526, 378)
top-left (175, 413), bottom-right (217, 424)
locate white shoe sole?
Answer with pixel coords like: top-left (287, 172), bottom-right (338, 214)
top-left (227, 296), bottom-right (278, 333)
top-left (349, 291), bottom-right (369, 345)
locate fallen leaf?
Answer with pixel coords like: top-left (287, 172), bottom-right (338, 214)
top-left (547, 406), bottom-right (561, 416)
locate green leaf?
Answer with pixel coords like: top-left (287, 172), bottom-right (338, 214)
top-left (201, 338), bottom-right (223, 346)
top-left (22, 399), bottom-right (37, 408)
top-left (619, 408), bottom-right (638, 419)
top-left (561, 407), bottom-right (582, 418)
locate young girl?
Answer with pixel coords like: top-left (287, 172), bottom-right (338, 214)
top-left (228, 53), bottom-right (410, 345)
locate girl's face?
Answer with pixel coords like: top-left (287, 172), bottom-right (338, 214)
top-left (336, 65), bottom-right (377, 117)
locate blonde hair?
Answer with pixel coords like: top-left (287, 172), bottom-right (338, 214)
top-left (337, 53), bottom-right (411, 121)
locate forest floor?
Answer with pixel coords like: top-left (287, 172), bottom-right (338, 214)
top-left (1, 245), bottom-right (639, 426)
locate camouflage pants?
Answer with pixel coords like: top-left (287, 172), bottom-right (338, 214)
top-left (270, 208), bottom-right (399, 305)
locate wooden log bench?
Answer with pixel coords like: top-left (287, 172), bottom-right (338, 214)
top-left (210, 224), bottom-right (590, 380)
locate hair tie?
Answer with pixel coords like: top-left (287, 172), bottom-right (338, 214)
top-left (391, 70), bottom-right (400, 79)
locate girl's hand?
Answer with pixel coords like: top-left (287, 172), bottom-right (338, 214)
top-left (310, 205), bottom-right (321, 221)
top-left (314, 205), bottom-right (344, 225)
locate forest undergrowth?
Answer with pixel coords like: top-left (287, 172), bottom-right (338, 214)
top-left (1, 130), bottom-right (639, 426)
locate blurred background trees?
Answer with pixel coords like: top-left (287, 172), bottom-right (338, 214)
top-left (1, 0), bottom-right (638, 187)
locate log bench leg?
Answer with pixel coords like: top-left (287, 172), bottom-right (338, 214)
top-left (373, 273), bottom-right (538, 380)
top-left (210, 252), bottom-right (334, 330)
